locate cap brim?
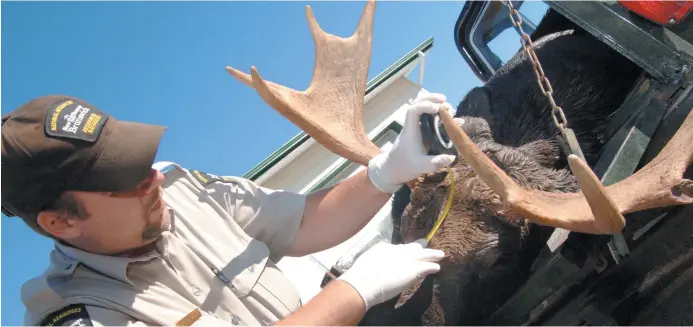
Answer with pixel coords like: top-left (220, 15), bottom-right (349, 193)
top-left (78, 120), bottom-right (166, 192)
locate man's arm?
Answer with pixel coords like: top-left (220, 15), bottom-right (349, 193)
top-left (276, 240), bottom-right (444, 326)
top-left (285, 168), bottom-right (391, 257)
top-left (273, 279), bottom-right (366, 326)
top-left (284, 93), bottom-right (456, 257)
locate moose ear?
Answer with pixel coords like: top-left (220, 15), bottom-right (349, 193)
top-left (455, 86), bottom-right (491, 119)
top-left (518, 139), bottom-right (562, 169)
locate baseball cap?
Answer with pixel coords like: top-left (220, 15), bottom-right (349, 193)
top-left (1, 95), bottom-right (167, 221)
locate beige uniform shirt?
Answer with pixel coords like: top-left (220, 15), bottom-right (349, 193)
top-left (21, 161), bottom-right (307, 326)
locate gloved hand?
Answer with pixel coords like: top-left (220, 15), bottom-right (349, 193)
top-left (337, 239), bottom-right (445, 309)
top-left (368, 92), bottom-right (456, 193)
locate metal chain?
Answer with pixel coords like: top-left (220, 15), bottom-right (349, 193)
top-left (505, 1), bottom-right (569, 131)
top-left (503, 2), bottom-right (629, 260)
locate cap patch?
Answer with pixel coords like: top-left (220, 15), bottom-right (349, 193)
top-left (44, 99), bottom-right (109, 143)
top-left (39, 303), bottom-right (93, 326)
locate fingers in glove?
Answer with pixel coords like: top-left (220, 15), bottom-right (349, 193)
top-left (407, 248), bottom-right (446, 262)
top-left (409, 100), bottom-right (442, 117)
top-left (412, 92), bottom-right (446, 105)
top-left (427, 154), bottom-right (456, 170)
top-left (411, 261), bottom-right (442, 278)
top-left (412, 238), bottom-right (428, 247)
top-left (402, 239), bottom-right (428, 251)
top-left (401, 240), bottom-right (445, 261)
top-left (403, 101), bottom-right (443, 140)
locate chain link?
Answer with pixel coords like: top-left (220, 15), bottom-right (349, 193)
top-left (505, 1), bottom-right (569, 131)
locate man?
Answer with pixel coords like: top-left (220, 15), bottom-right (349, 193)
top-left (2, 92), bottom-right (455, 326)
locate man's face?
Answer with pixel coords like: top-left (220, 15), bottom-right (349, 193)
top-left (60, 168), bottom-right (171, 255)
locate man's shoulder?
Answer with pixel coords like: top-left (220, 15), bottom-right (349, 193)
top-left (21, 248), bottom-right (74, 313)
top-left (21, 246), bottom-right (141, 326)
top-left (21, 251), bottom-right (143, 326)
top-left (20, 253), bottom-right (88, 326)
top-left (152, 161), bottom-right (250, 189)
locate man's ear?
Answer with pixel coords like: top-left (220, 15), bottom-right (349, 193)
top-left (37, 210), bottom-right (82, 240)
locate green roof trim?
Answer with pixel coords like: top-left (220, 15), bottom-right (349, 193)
top-left (243, 36), bottom-right (434, 181)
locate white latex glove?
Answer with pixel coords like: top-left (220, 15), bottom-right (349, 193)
top-left (337, 239), bottom-right (445, 309)
top-left (368, 92), bottom-right (456, 193)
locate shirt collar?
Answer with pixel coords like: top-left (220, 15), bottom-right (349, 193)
top-left (53, 208), bottom-right (176, 285)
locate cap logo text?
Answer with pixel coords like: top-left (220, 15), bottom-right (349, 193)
top-left (82, 113), bottom-right (103, 135)
top-left (49, 100), bottom-right (73, 132)
top-left (44, 98), bottom-right (109, 143)
top-left (61, 105), bottom-right (90, 134)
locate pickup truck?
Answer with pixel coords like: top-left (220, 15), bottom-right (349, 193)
top-left (451, 1), bottom-right (693, 325)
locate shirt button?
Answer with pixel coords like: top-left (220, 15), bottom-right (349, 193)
top-left (248, 265), bottom-right (255, 273)
top-left (192, 286), bottom-right (201, 296)
top-left (231, 316), bottom-right (240, 325)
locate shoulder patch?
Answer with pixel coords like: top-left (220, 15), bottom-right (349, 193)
top-left (39, 304), bottom-right (93, 326)
top-left (189, 169), bottom-right (223, 187)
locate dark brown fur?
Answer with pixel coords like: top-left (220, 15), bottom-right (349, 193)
top-left (360, 118), bottom-right (580, 325)
top-left (357, 7), bottom-right (643, 326)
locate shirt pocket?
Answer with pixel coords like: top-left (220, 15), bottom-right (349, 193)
top-left (216, 238), bottom-right (270, 298)
top-left (252, 260), bottom-right (303, 315)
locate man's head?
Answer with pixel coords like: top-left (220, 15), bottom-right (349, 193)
top-left (2, 95), bottom-right (170, 255)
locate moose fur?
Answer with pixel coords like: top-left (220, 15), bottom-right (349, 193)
top-left (357, 8), bottom-right (643, 325)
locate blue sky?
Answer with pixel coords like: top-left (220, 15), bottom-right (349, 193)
top-left (1, 1), bottom-right (548, 325)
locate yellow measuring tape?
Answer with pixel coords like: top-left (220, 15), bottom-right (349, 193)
top-left (425, 166), bottom-right (455, 242)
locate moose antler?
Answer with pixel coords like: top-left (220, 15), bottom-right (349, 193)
top-left (226, 0), bottom-right (382, 167)
top-left (438, 107), bottom-right (693, 235)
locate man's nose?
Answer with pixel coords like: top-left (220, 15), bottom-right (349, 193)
top-left (138, 169), bottom-right (165, 194)
top-left (111, 169), bottom-right (164, 197)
